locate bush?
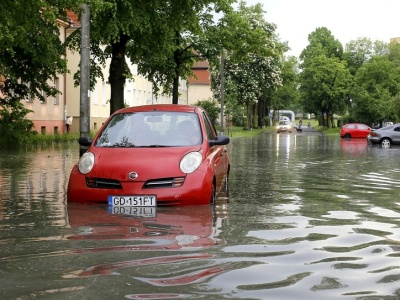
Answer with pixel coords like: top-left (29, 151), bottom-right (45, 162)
top-left (194, 98), bottom-right (220, 125)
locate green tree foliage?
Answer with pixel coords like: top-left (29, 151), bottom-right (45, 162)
top-left (67, 0), bottom-right (234, 114)
top-left (300, 27), bottom-right (343, 61)
top-left (344, 37), bottom-right (389, 76)
top-left (299, 27), bottom-right (352, 127)
top-left (351, 55), bottom-right (400, 125)
top-left (194, 99), bottom-right (220, 125)
top-left (210, 1), bottom-right (283, 129)
top-left (0, 0), bottom-right (71, 145)
top-left (266, 56), bottom-right (300, 120)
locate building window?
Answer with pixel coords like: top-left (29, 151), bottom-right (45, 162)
top-left (53, 77), bottom-right (59, 105)
top-left (102, 81), bottom-right (107, 106)
top-left (94, 122), bottom-right (97, 130)
top-left (54, 126), bottom-right (59, 134)
top-left (93, 84), bottom-right (98, 105)
top-left (41, 126), bottom-right (46, 135)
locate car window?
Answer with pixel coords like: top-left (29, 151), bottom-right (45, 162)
top-left (95, 111), bottom-right (202, 147)
top-left (202, 112), bottom-right (216, 140)
top-left (394, 126), bottom-right (400, 132)
top-left (347, 124), bottom-right (356, 129)
top-left (358, 124), bottom-right (369, 130)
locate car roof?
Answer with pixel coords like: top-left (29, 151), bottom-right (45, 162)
top-left (114, 104), bottom-right (199, 114)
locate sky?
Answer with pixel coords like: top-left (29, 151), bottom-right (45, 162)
top-left (245, 0), bottom-right (400, 57)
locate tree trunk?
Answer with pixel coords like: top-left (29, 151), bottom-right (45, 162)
top-left (172, 73), bottom-right (179, 104)
top-left (109, 35), bottom-right (129, 115)
top-left (172, 31), bottom-right (181, 105)
top-left (257, 99), bottom-right (265, 128)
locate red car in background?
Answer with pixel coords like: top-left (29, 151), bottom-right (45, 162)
top-left (67, 104), bottom-right (230, 206)
top-left (340, 123), bottom-right (371, 139)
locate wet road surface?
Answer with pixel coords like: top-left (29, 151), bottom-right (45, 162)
top-left (1, 132), bottom-right (400, 299)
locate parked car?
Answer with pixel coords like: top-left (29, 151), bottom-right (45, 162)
top-left (67, 104), bottom-right (230, 206)
top-left (367, 123), bottom-right (400, 147)
top-left (277, 120), bottom-right (293, 133)
top-left (340, 123), bottom-right (371, 139)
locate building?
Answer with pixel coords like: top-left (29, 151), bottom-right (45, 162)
top-left (23, 18), bottom-right (70, 135)
top-left (187, 60), bottom-right (213, 105)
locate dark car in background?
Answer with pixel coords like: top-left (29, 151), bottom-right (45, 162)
top-left (367, 123), bottom-right (400, 148)
top-left (340, 123), bottom-right (371, 139)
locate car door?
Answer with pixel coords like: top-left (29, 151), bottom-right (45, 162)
top-left (392, 126), bottom-right (400, 144)
top-left (357, 124), bottom-right (370, 138)
top-left (202, 112), bottom-right (228, 191)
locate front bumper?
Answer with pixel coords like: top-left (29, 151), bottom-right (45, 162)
top-left (67, 165), bottom-right (213, 206)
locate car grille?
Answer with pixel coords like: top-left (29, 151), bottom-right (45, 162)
top-left (143, 177), bottom-right (185, 189)
top-left (86, 178), bottom-right (122, 189)
top-left (85, 176), bottom-right (185, 189)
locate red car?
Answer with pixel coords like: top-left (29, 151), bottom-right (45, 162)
top-left (67, 104), bottom-right (230, 206)
top-left (340, 123), bottom-right (371, 139)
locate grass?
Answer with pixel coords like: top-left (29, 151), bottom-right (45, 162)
top-left (30, 132), bottom-right (80, 144)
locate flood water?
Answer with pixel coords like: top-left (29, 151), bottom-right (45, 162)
top-left (1, 132), bottom-right (400, 299)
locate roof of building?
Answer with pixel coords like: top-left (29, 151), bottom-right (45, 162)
top-left (188, 60), bottom-right (210, 85)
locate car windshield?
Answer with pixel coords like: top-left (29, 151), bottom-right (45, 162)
top-left (95, 111), bottom-right (202, 148)
top-left (279, 121), bottom-right (290, 125)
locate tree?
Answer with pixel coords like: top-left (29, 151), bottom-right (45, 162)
top-left (299, 27), bottom-right (351, 127)
top-left (67, 0), bottom-right (234, 114)
top-left (266, 56), bottom-right (300, 120)
top-left (300, 55), bottom-right (352, 127)
top-left (344, 37), bottom-right (389, 75)
top-left (300, 27), bottom-right (343, 61)
top-left (351, 55), bottom-right (400, 125)
top-left (194, 99), bottom-right (220, 125)
top-left (209, 1), bottom-right (283, 129)
top-left (0, 0), bottom-right (72, 144)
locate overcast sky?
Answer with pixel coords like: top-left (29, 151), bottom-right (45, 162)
top-left (245, 0), bottom-right (400, 57)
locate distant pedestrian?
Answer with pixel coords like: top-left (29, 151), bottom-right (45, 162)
top-left (66, 116), bottom-right (73, 134)
top-left (299, 118), bottom-right (302, 129)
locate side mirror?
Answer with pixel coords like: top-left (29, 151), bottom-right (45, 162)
top-left (209, 135), bottom-right (230, 147)
top-left (78, 136), bottom-right (92, 147)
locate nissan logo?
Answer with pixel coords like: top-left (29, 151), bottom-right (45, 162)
top-left (128, 172), bottom-right (139, 180)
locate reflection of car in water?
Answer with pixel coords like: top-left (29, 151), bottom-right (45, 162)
top-left (341, 138), bottom-right (368, 155)
top-left (64, 203), bottom-right (229, 282)
top-left (66, 203), bottom-right (226, 250)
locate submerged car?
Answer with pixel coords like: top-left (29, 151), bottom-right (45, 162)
top-left (340, 123), bottom-right (371, 139)
top-left (277, 120), bottom-right (292, 133)
top-left (67, 104), bottom-right (230, 206)
top-left (367, 123), bottom-right (400, 147)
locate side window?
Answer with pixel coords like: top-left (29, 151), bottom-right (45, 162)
top-left (394, 126), bottom-right (400, 132)
top-left (202, 112), bottom-right (216, 140)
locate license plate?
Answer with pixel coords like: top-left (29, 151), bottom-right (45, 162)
top-left (107, 195), bottom-right (157, 207)
top-left (108, 206), bottom-right (156, 217)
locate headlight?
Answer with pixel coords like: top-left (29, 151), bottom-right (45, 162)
top-left (78, 152), bottom-right (95, 174)
top-left (180, 152), bottom-right (202, 173)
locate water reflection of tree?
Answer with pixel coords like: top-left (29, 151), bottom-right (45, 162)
top-left (0, 144), bottom-right (75, 227)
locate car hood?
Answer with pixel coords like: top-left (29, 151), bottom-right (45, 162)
top-left (88, 146), bottom-right (202, 181)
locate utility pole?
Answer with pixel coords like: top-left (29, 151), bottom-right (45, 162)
top-left (80, 3), bottom-right (90, 156)
top-left (220, 49), bottom-right (225, 135)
